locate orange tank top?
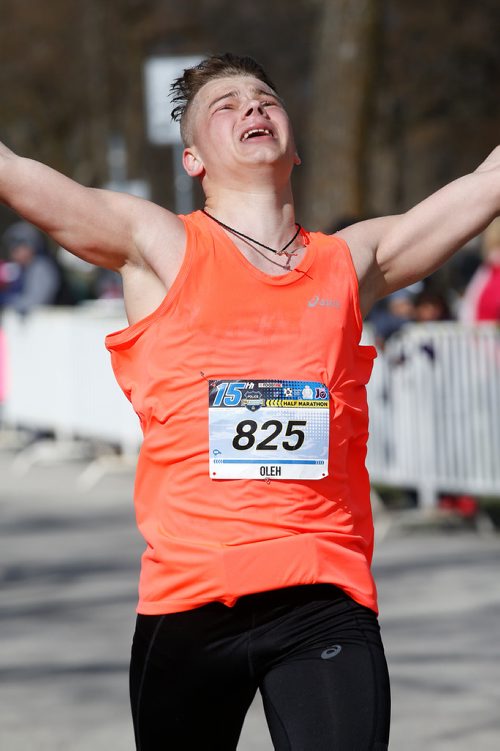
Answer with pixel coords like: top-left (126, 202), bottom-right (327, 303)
top-left (105, 211), bottom-right (378, 615)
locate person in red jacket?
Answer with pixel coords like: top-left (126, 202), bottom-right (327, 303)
top-left (460, 217), bottom-right (500, 322)
top-left (1, 53), bottom-right (499, 750)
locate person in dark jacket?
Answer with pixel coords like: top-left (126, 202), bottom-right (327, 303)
top-left (1, 221), bottom-right (65, 314)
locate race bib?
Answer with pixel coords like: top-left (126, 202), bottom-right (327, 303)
top-left (208, 379), bottom-right (329, 480)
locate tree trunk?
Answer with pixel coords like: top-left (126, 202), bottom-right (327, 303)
top-left (302, 0), bottom-right (379, 229)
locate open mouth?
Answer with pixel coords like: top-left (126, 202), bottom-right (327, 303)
top-left (241, 127), bottom-right (274, 142)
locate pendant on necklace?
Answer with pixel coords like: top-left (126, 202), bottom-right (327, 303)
top-left (201, 210), bottom-right (303, 272)
top-left (277, 248), bottom-right (298, 270)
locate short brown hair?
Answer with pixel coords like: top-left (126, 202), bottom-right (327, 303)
top-left (170, 53), bottom-right (278, 145)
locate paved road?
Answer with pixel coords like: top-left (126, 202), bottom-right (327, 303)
top-left (1, 449), bottom-right (500, 750)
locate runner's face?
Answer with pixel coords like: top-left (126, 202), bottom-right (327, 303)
top-left (183, 75), bottom-right (300, 180)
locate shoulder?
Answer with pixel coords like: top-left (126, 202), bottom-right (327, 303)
top-left (118, 207), bottom-right (193, 325)
top-left (335, 216), bottom-right (400, 315)
top-left (126, 203), bottom-right (188, 280)
top-left (335, 217), bottom-right (399, 275)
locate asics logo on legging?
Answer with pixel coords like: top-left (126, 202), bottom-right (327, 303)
top-left (321, 644), bottom-right (342, 659)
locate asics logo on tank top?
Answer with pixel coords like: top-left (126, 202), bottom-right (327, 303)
top-left (307, 295), bottom-right (340, 308)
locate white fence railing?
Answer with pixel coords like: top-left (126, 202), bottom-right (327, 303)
top-left (1, 305), bottom-right (142, 453)
top-left (366, 322), bottom-right (500, 505)
top-left (2, 309), bottom-right (500, 505)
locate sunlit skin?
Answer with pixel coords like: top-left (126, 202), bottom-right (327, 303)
top-left (180, 75), bottom-right (303, 261)
top-left (0, 68), bottom-right (498, 326)
top-left (185, 76), bottom-right (300, 181)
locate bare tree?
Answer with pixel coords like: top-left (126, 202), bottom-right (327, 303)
top-left (302, 0), bottom-right (379, 229)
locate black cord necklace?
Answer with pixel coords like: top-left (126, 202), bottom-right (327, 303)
top-left (202, 210), bottom-right (302, 271)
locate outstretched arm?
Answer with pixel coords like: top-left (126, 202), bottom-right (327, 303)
top-left (0, 141), bottom-right (184, 275)
top-left (339, 146), bottom-right (500, 315)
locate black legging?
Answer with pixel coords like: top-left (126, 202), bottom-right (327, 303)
top-left (130, 584), bottom-right (391, 750)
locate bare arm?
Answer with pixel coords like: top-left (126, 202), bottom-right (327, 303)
top-left (0, 141), bottom-right (185, 275)
top-left (339, 146), bottom-right (500, 315)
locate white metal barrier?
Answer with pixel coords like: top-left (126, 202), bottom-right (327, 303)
top-left (1, 305), bottom-right (142, 452)
top-left (366, 322), bottom-right (500, 505)
top-left (2, 309), bottom-right (500, 505)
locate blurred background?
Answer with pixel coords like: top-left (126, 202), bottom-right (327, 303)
top-left (1, 0), bottom-right (499, 223)
top-left (2, 0), bottom-right (500, 315)
top-left (1, 1), bottom-right (500, 750)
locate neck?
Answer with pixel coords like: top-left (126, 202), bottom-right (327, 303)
top-left (203, 183), bottom-right (297, 247)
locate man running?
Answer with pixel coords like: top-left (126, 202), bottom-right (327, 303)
top-left (1, 53), bottom-right (499, 750)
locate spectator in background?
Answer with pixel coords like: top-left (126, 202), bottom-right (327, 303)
top-left (414, 288), bottom-right (452, 322)
top-left (460, 216), bottom-right (500, 322)
top-left (1, 221), bottom-right (71, 314)
top-left (55, 245), bottom-right (123, 303)
top-left (367, 286), bottom-right (418, 346)
top-left (94, 267), bottom-right (123, 299)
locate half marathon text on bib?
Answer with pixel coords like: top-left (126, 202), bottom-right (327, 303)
top-left (208, 379), bottom-right (329, 480)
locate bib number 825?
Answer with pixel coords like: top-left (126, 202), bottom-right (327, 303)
top-left (232, 419), bottom-right (306, 451)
